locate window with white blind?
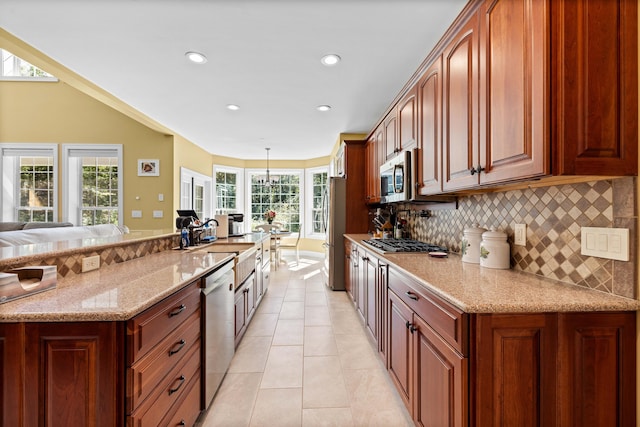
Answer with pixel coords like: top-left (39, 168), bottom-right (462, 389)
top-left (214, 165), bottom-right (244, 215)
top-left (62, 144), bottom-right (122, 226)
top-left (305, 166), bottom-right (328, 237)
top-left (0, 144), bottom-right (58, 222)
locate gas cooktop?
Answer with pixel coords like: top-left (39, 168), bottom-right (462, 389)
top-left (361, 238), bottom-right (448, 254)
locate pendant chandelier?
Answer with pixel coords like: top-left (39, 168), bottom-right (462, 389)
top-left (256, 147), bottom-right (279, 188)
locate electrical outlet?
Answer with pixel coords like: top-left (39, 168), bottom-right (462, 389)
top-left (514, 224), bottom-right (527, 246)
top-left (82, 255), bottom-right (100, 272)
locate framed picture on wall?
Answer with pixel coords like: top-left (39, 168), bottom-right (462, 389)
top-left (138, 159), bottom-right (159, 176)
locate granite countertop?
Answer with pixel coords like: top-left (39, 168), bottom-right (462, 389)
top-left (345, 234), bottom-right (640, 313)
top-left (0, 249), bottom-right (235, 322)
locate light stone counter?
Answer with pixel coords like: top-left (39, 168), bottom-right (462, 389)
top-left (346, 234), bottom-right (640, 313)
top-left (0, 249), bottom-right (234, 322)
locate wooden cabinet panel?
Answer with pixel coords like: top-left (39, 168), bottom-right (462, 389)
top-left (0, 323), bottom-right (23, 427)
top-left (479, 0), bottom-right (549, 184)
top-left (24, 322), bottom-right (121, 427)
top-left (442, 14), bottom-right (480, 191)
top-left (384, 112), bottom-right (398, 160)
top-left (356, 248), bottom-right (366, 321)
top-left (387, 289), bottom-right (413, 412)
top-left (557, 312), bottom-right (636, 427)
top-left (344, 240), bottom-right (354, 300)
top-left (342, 140), bottom-right (369, 234)
top-left (364, 134), bottom-right (380, 204)
top-left (161, 374), bottom-right (201, 427)
top-left (398, 87), bottom-right (418, 153)
top-left (414, 314), bottom-right (467, 427)
top-left (552, 0), bottom-right (638, 175)
top-left (474, 313), bottom-right (557, 427)
top-left (417, 56), bottom-right (443, 196)
top-left (364, 253), bottom-right (378, 343)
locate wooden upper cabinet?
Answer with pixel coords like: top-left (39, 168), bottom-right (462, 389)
top-left (397, 86), bottom-right (418, 153)
top-left (478, 0), bottom-right (550, 184)
top-left (442, 13), bottom-right (480, 192)
top-left (417, 56), bottom-right (443, 195)
top-left (384, 111), bottom-right (398, 160)
top-left (552, 0), bottom-right (638, 175)
top-left (365, 131), bottom-right (380, 204)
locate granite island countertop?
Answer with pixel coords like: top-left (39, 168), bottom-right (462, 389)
top-left (346, 234), bottom-right (640, 313)
top-left (0, 248), bottom-right (235, 322)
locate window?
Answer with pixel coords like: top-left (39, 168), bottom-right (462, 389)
top-left (1, 144), bottom-right (58, 222)
top-left (180, 167), bottom-right (212, 220)
top-left (214, 166), bottom-right (244, 215)
top-left (305, 166), bottom-right (329, 237)
top-left (247, 169), bottom-right (302, 233)
top-left (63, 145), bottom-right (123, 226)
top-left (1, 49), bottom-right (56, 81)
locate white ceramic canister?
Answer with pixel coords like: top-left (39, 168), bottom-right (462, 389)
top-left (479, 229), bottom-right (510, 269)
top-left (461, 223), bottom-right (487, 264)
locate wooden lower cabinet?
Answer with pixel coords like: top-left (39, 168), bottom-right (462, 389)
top-left (384, 266), bottom-right (636, 426)
top-left (234, 273), bottom-right (256, 346)
top-left (0, 323), bottom-right (23, 426)
top-left (25, 321), bottom-right (122, 427)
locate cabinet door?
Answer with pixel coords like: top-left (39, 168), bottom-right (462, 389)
top-left (344, 240), bottom-right (354, 300)
top-left (478, 0), bottom-right (549, 184)
top-left (0, 323), bottom-right (23, 427)
top-left (442, 13), bottom-right (480, 191)
top-left (417, 56), bottom-right (443, 196)
top-left (246, 274), bottom-right (257, 323)
top-left (384, 111), bottom-right (398, 160)
top-left (398, 86), bottom-right (418, 153)
top-left (365, 135), bottom-right (379, 203)
top-left (377, 262), bottom-right (388, 361)
top-left (234, 288), bottom-right (247, 343)
top-left (413, 314), bottom-right (467, 427)
top-left (364, 253), bottom-right (378, 343)
top-left (557, 312), bottom-right (636, 427)
top-left (552, 0), bottom-right (638, 175)
top-left (474, 313), bottom-right (557, 427)
top-left (387, 290), bottom-right (413, 413)
top-left (24, 322), bottom-right (121, 427)
top-left (356, 249), bottom-right (366, 321)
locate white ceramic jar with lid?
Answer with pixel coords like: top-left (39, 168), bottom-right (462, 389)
top-left (479, 228), bottom-right (510, 269)
top-left (461, 223), bottom-right (487, 264)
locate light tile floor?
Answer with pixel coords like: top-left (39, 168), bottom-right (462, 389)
top-left (197, 255), bottom-right (413, 427)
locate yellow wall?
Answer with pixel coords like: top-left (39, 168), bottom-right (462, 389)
top-left (0, 79), bottom-right (175, 229)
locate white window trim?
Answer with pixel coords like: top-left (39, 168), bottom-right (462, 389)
top-left (180, 167), bottom-right (213, 220)
top-left (0, 143), bottom-right (58, 222)
top-left (245, 167), bottom-right (304, 236)
top-left (62, 144), bottom-right (123, 226)
top-left (213, 165), bottom-right (245, 215)
top-left (305, 165), bottom-right (329, 239)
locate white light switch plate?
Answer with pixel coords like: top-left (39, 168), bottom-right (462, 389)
top-left (580, 227), bottom-right (629, 261)
top-left (514, 224), bottom-right (527, 246)
top-left (153, 210), bottom-right (163, 218)
top-left (131, 210), bottom-right (142, 218)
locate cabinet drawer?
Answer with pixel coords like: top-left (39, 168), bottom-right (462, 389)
top-left (161, 374), bottom-right (201, 427)
top-left (127, 310), bottom-right (201, 411)
top-left (388, 269), bottom-right (467, 355)
top-left (128, 282), bottom-right (200, 361)
top-left (127, 341), bottom-right (200, 427)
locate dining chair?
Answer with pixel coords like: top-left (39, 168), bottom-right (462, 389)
top-left (278, 225), bottom-right (302, 264)
top-left (255, 223), bottom-right (282, 268)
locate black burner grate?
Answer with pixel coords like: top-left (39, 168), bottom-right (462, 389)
top-left (361, 238), bottom-right (447, 253)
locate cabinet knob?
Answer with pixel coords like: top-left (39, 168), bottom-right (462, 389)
top-left (169, 339), bottom-right (186, 356)
top-left (469, 165), bottom-right (486, 175)
top-left (168, 304), bottom-right (186, 317)
top-left (168, 375), bottom-right (186, 395)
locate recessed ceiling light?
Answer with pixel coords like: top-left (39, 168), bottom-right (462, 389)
top-left (226, 104), bottom-right (240, 111)
top-left (185, 51), bottom-right (207, 64)
top-left (320, 54), bottom-right (341, 66)
top-left (317, 105), bottom-right (331, 112)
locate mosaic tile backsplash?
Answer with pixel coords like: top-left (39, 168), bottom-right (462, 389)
top-left (395, 178), bottom-right (637, 299)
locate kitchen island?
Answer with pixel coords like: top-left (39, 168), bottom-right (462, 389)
top-left (0, 233), bottom-right (270, 427)
top-left (345, 234), bottom-right (638, 427)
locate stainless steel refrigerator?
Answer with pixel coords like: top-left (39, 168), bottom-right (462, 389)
top-left (322, 177), bottom-right (347, 291)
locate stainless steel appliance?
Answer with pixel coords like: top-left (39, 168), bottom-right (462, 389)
top-left (361, 238), bottom-right (448, 254)
top-left (201, 259), bottom-right (235, 409)
top-left (322, 177), bottom-right (347, 290)
top-left (228, 213), bottom-right (245, 237)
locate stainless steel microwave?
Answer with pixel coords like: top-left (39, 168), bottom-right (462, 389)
top-left (380, 148), bottom-right (457, 204)
top-left (380, 150), bottom-right (412, 203)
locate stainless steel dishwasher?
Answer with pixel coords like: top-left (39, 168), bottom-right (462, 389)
top-left (201, 258), bottom-right (235, 410)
